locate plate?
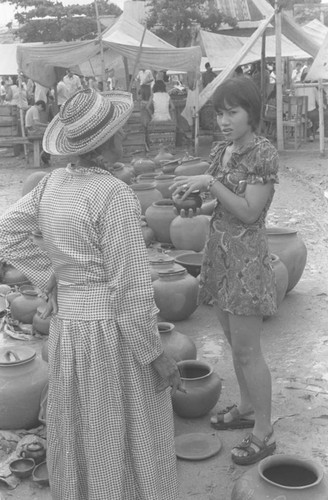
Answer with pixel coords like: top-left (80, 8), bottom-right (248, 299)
top-left (175, 432), bottom-right (222, 461)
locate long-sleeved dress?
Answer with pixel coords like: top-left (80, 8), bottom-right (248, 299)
top-left (0, 164), bottom-right (178, 500)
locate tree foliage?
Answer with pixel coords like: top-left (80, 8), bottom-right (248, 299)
top-left (145, 0), bottom-right (237, 47)
top-left (0, 0), bottom-right (122, 42)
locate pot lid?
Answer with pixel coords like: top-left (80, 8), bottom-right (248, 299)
top-left (149, 255), bottom-right (175, 265)
top-left (158, 268), bottom-right (187, 277)
top-left (0, 346), bottom-right (36, 366)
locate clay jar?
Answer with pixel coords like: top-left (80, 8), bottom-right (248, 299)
top-left (231, 454), bottom-right (328, 500)
top-left (132, 157), bottom-right (156, 176)
top-left (32, 303), bottom-right (51, 335)
top-left (131, 183), bottom-right (163, 215)
top-left (10, 285), bottom-right (46, 324)
top-left (145, 199), bottom-right (177, 244)
top-left (110, 162), bottom-right (133, 185)
top-left (266, 226), bottom-right (307, 292)
top-left (162, 159), bottom-right (180, 174)
top-left (154, 147), bottom-right (174, 167)
top-left (173, 190), bottom-right (203, 214)
top-left (158, 322), bottom-right (197, 362)
top-left (170, 215), bottom-right (210, 252)
top-left (171, 360), bottom-right (222, 418)
top-left (0, 346), bottom-right (48, 429)
top-left (154, 174), bottom-right (176, 199)
top-left (271, 253), bottom-right (288, 308)
top-left (20, 442), bottom-right (46, 464)
top-left (149, 255), bottom-right (184, 282)
top-left (1, 262), bottom-right (30, 286)
top-left (153, 268), bottom-right (199, 321)
top-left (136, 172), bottom-right (158, 183)
top-left (140, 219), bottom-right (155, 247)
top-left (174, 157), bottom-right (210, 176)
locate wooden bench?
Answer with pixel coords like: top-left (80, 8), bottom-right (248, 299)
top-left (0, 134), bottom-right (44, 168)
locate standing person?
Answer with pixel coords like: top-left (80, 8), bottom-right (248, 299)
top-left (63, 68), bottom-right (82, 97)
top-left (106, 68), bottom-right (116, 90)
top-left (0, 88), bottom-right (181, 500)
top-left (202, 62), bottom-right (216, 88)
top-left (34, 81), bottom-right (49, 104)
top-left (5, 75), bottom-right (29, 110)
top-left (170, 77), bottom-right (279, 466)
top-left (136, 68), bottom-right (154, 101)
top-left (291, 61), bottom-right (303, 85)
top-left (146, 80), bottom-right (175, 122)
top-left (25, 99), bottom-right (51, 165)
top-left (56, 76), bottom-right (69, 110)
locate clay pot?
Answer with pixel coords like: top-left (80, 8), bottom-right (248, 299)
top-left (162, 159), bottom-right (180, 174)
top-left (10, 285), bottom-right (46, 324)
top-left (21, 171), bottom-right (48, 197)
top-left (171, 359), bottom-right (222, 418)
top-left (271, 253), bottom-right (288, 308)
top-left (174, 157), bottom-right (210, 176)
top-left (131, 183), bottom-right (163, 215)
top-left (231, 454), bottom-right (328, 500)
top-left (173, 190), bottom-right (203, 214)
top-left (154, 174), bottom-right (176, 199)
top-left (149, 255), bottom-right (184, 282)
top-left (170, 215), bottom-right (210, 252)
top-left (266, 227), bottom-right (307, 293)
top-left (154, 146), bottom-right (174, 167)
top-left (110, 162), bottom-right (133, 185)
top-left (153, 268), bottom-right (199, 321)
top-left (136, 172), bottom-right (158, 183)
top-left (133, 158), bottom-right (156, 176)
top-left (32, 304), bottom-right (51, 335)
top-left (140, 220), bottom-right (155, 247)
top-left (20, 442), bottom-right (46, 464)
top-left (0, 346), bottom-right (48, 429)
top-left (174, 252), bottom-right (204, 278)
top-left (145, 199), bottom-right (177, 244)
top-left (1, 262), bottom-right (30, 286)
top-left (158, 322), bottom-right (197, 362)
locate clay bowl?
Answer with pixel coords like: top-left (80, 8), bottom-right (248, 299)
top-left (174, 252), bottom-right (204, 277)
top-left (9, 458), bottom-right (35, 479)
top-left (32, 460), bottom-right (49, 487)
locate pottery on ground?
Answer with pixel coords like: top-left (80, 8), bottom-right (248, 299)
top-left (153, 268), bottom-right (199, 321)
top-left (174, 157), bottom-right (210, 176)
top-left (32, 461), bottom-right (50, 487)
top-left (1, 262), bottom-right (30, 286)
top-left (270, 253), bottom-right (288, 308)
top-left (131, 182), bottom-right (163, 215)
top-left (132, 157), bottom-right (156, 176)
top-left (145, 199), bottom-right (177, 244)
top-left (149, 254), bottom-right (184, 282)
top-left (173, 190), bottom-right (203, 214)
top-left (154, 174), bottom-right (176, 199)
top-left (0, 346), bottom-right (48, 429)
top-left (162, 158), bottom-right (181, 174)
top-left (266, 226), bottom-right (307, 293)
top-left (32, 303), bottom-right (51, 335)
top-left (110, 162), bottom-right (134, 185)
top-left (231, 454), bottom-right (328, 500)
top-left (171, 359), bottom-right (222, 418)
top-left (9, 458), bottom-right (35, 479)
top-left (10, 285), bottom-right (46, 324)
top-left (140, 219), bottom-right (155, 247)
top-left (153, 146), bottom-right (174, 167)
top-left (170, 215), bottom-right (210, 252)
top-left (158, 322), bottom-right (197, 362)
top-left (136, 172), bottom-right (158, 183)
top-left (174, 252), bottom-right (204, 278)
top-left (20, 442), bottom-right (46, 464)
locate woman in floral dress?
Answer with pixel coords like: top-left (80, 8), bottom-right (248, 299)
top-left (0, 89), bottom-right (181, 499)
top-left (170, 77), bottom-right (279, 466)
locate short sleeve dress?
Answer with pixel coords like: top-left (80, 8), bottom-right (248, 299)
top-left (198, 136), bottom-right (279, 317)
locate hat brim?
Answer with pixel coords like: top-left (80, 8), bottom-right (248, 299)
top-left (43, 91), bottom-right (134, 156)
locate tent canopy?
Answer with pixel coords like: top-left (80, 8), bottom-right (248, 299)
top-left (16, 13), bottom-right (202, 88)
top-left (302, 19), bottom-right (328, 46)
top-left (0, 42), bottom-right (41, 76)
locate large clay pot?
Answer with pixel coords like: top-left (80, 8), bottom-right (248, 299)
top-left (158, 322), bottom-right (197, 362)
top-left (21, 172), bottom-right (48, 197)
top-left (271, 253), bottom-right (288, 308)
top-left (145, 199), bottom-right (176, 244)
top-left (131, 183), bottom-right (163, 215)
top-left (136, 173), bottom-right (158, 184)
top-left (0, 346), bottom-right (48, 429)
top-left (266, 227), bottom-right (307, 293)
top-left (154, 146), bottom-right (174, 167)
top-left (231, 454), bottom-right (328, 500)
top-left (153, 268), bottom-right (199, 321)
top-left (133, 157), bottom-right (156, 176)
top-left (162, 159), bottom-right (180, 174)
top-left (140, 220), bottom-right (155, 247)
top-left (171, 360), bottom-right (222, 418)
top-left (170, 215), bottom-right (210, 252)
top-left (149, 255), bottom-right (184, 281)
top-left (174, 157), bottom-right (210, 176)
top-left (1, 262), bottom-right (30, 286)
top-left (10, 285), bottom-right (46, 324)
top-left (32, 304), bottom-right (51, 335)
top-left (154, 174), bottom-right (176, 199)
top-left (110, 162), bottom-right (133, 185)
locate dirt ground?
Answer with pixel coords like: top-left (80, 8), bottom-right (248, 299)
top-left (0, 138), bottom-right (328, 500)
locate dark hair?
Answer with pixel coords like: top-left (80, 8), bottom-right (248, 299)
top-left (234, 66), bottom-right (243, 75)
top-left (213, 77), bottom-right (261, 131)
top-left (35, 100), bottom-right (46, 110)
top-left (153, 80), bottom-right (166, 93)
top-left (205, 62), bottom-right (211, 69)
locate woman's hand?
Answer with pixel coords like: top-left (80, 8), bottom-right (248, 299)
top-left (169, 175), bottom-right (212, 200)
top-left (151, 352), bottom-right (186, 396)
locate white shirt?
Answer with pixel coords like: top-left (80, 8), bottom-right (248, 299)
top-left (34, 82), bottom-right (49, 103)
top-left (63, 74), bottom-right (82, 97)
top-left (137, 70), bottom-right (153, 86)
top-left (57, 81), bottom-right (70, 105)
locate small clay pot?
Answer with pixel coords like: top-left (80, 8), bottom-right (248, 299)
top-left (173, 190), bottom-right (202, 214)
top-left (32, 461), bottom-right (49, 487)
top-left (20, 442), bottom-right (46, 464)
top-left (9, 458), bottom-right (35, 479)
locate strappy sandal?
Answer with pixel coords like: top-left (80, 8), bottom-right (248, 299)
top-left (210, 404), bottom-right (255, 430)
top-left (231, 430), bottom-right (276, 466)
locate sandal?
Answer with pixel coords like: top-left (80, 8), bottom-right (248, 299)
top-left (231, 430), bottom-right (276, 466)
top-left (210, 404), bottom-right (255, 430)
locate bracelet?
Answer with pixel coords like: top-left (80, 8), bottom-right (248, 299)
top-left (207, 176), bottom-right (218, 191)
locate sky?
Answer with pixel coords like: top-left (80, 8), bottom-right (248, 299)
top-left (0, 0), bottom-right (125, 27)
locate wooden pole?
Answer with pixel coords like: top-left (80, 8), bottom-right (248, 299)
top-left (275, 1), bottom-right (284, 151)
top-left (194, 78), bottom-right (199, 156)
top-left (128, 23), bottom-right (147, 93)
top-left (318, 79), bottom-right (325, 157)
top-left (94, 0), bottom-right (106, 85)
top-left (260, 31), bottom-right (266, 133)
top-left (17, 72), bottom-right (29, 165)
top-left (123, 57), bottom-right (130, 91)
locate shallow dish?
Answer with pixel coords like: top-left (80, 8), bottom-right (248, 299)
top-left (174, 252), bottom-right (204, 277)
top-left (32, 460), bottom-right (49, 487)
top-left (9, 458), bottom-right (35, 479)
top-left (175, 432), bottom-right (222, 461)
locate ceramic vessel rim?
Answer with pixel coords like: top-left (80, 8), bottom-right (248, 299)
top-left (177, 360), bottom-right (213, 380)
top-left (266, 227), bottom-right (298, 236)
top-left (175, 252), bottom-right (204, 266)
top-left (154, 174), bottom-right (176, 180)
top-left (0, 346), bottom-right (36, 367)
top-left (32, 461), bottom-right (49, 481)
top-left (258, 454), bottom-right (324, 489)
top-left (10, 458), bottom-right (35, 472)
top-left (151, 199), bottom-right (174, 207)
top-left (131, 182), bottom-right (156, 190)
top-left (157, 321), bottom-right (174, 334)
top-left (157, 268), bottom-right (187, 278)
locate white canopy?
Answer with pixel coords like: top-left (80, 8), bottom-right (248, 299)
top-left (0, 43), bottom-right (41, 76)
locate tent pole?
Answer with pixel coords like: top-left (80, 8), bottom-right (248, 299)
top-left (94, 0), bottom-right (106, 85)
top-left (194, 79), bottom-right (199, 156)
top-left (260, 30), bottom-right (266, 134)
top-left (17, 72), bottom-right (28, 166)
top-left (123, 57), bottom-right (130, 91)
top-left (275, 1), bottom-right (284, 151)
top-left (318, 79), bottom-right (325, 157)
top-left (128, 23), bottom-right (147, 93)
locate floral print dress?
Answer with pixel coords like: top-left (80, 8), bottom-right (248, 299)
top-left (199, 136), bottom-right (279, 317)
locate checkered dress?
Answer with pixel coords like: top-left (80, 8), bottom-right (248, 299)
top-left (0, 165), bottom-right (178, 500)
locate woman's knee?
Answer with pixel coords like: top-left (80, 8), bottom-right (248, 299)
top-left (232, 343), bottom-right (261, 366)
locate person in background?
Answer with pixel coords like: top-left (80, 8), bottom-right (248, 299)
top-left (63, 68), bottom-right (82, 97)
top-left (234, 66), bottom-right (244, 78)
top-left (25, 76), bottom-right (35, 105)
top-left (170, 77), bottom-right (279, 466)
top-left (251, 61), bottom-right (270, 102)
top-left (146, 80), bottom-right (175, 122)
top-left (5, 75), bottom-right (29, 110)
top-left (291, 61), bottom-right (303, 85)
top-left (97, 81), bottom-right (104, 92)
top-left (25, 99), bottom-right (50, 165)
top-left (88, 77), bottom-right (99, 92)
top-left (202, 62), bottom-right (217, 88)
top-left (34, 81), bottom-right (49, 104)
top-left (106, 68), bottom-right (116, 90)
top-left (56, 76), bottom-right (70, 110)
top-left (0, 88), bottom-right (181, 500)
top-left (0, 79), bottom-right (6, 104)
top-left (136, 68), bottom-right (154, 101)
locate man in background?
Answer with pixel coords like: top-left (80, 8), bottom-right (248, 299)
top-left (63, 69), bottom-right (82, 97)
top-left (136, 68), bottom-right (154, 101)
top-left (25, 100), bottom-right (51, 165)
top-left (202, 62), bottom-right (216, 88)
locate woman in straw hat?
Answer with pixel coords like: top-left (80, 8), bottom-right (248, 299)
top-left (0, 89), bottom-right (181, 500)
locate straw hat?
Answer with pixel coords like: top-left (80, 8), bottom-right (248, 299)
top-left (43, 89), bottom-right (134, 156)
